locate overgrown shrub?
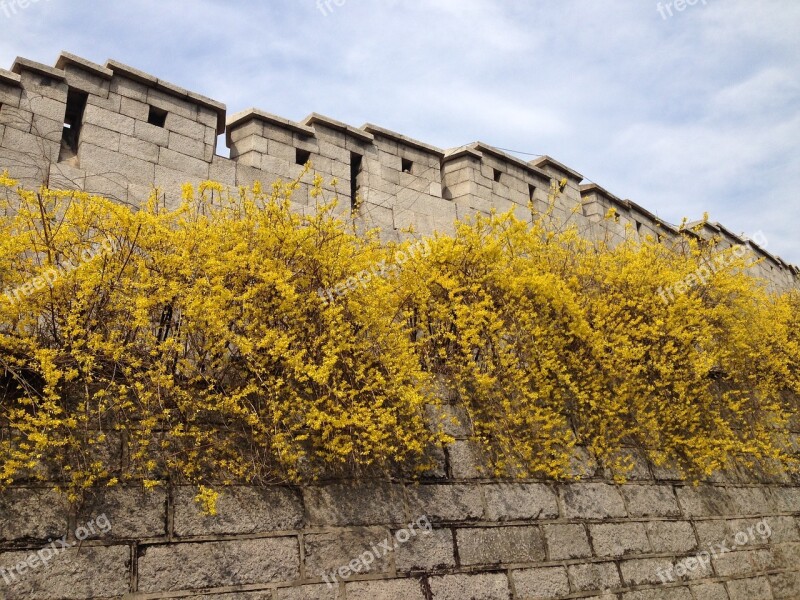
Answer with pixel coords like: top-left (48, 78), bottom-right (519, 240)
top-left (0, 169), bottom-right (797, 508)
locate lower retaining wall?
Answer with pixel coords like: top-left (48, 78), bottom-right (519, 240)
top-left (1, 465), bottom-right (799, 600)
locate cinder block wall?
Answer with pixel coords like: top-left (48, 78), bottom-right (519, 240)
top-left (1, 412), bottom-right (799, 599)
top-left (0, 51), bottom-right (797, 289)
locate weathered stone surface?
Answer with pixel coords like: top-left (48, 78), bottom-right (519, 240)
top-left (621, 485), bottom-right (680, 517)
top-left (345, 578), bottom-right (427, 600)
top-left (675, 486), bottom-right (733, 517)
top-left (590, 522), bottom-right (651, 557)
top-left (560, 483), bottom-right (627, 519)
top-left (303, 483), bottom-right (406, 527)
top-left (0, 488), bottom-right (69, 543)
top-left (275, 583), bottom-right (341, 599)
top-left (395, 528), bottom-right (455, 572)
top-left (619, 557), bottom-right (676, 587)
top-left (174, 486), bottom-right (303, 536)
top-left (0, 545), bottom-right (130, 599)
top-left (645, 521), bottom-right (697, 553)
top-left (137, 537), bottom-right (300, 592)
top-left (567, 561), bottom-right (621, 592)
top-left (447, 440), bottom-right (488, 479)
top-left (456, 526), bottom-right (545, 566)
top-left (428, 572), bottom-right (510, 599)
top-left (405, 484), bottom-right (484, 522)
top-left (79, 486), bottom-right (167, 539)
top-left (690, 582), bottom-right (731, 600)
top-left (725, 576), bottom-right (773, 600)
top-left (543, 523), bottom-right (592, 560)
top-left (483, 484), bottom-right (559, 521)
top-left (303, 527), bottom-right (391, 579)
top-left (511, 566), bottom-right (570, 599)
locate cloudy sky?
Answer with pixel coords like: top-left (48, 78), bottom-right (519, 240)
top-left (2, 1), bottom-right (799, 263)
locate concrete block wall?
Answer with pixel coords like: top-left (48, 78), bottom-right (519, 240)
top-left (1, 50), bottom-right (798, 290)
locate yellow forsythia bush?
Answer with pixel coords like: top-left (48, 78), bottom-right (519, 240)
top-left (0, 169), bottom-right (798, 504)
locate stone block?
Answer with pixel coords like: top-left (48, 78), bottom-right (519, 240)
top-left (428, 572), bottom-right (510, 600)
top-left (0, 545), bottom-right (130, 600)
top-left (173, 485), bottom-right (303, 536)
top-left (543, 524), bottom-right (592, 560)
top-left (395, 528), bottom-right (455, 572)
top-left (78, 486), bottom-right (167, 539)
top-left (620, 557), bottom-right (677, 587)
top-left (165, 113), bottom-right (209, 142)
top-left (424, 404), bottom-right (471, 438)
top-left (0, 82), bottom-right (22, 107)
top-left (456, 526), bottom-right (545, 566)
top-left (712, 548), bottom-right (774, 577)
top-left (447, 440), bottom-right (488, 479)
top-left (83, 103), bottom-right (135, 136)
top-left (770, 570), bottom-right (800, 599)
top-left (303, 527), bottom-right (391, 579)
top-left (567, 561), bottom-right (621, 592)
top-left (110, 76), bottom-right (149, 102)
top-left (645, 521), bottom-right (697, 553)
top-left (119, 96), bottom-right (150, 121)
top-left (20, 94), bottom-right (65, 122)
top-left (621, 485), bottom-right (680, 517)
top-left (621, 588), bottom-right (694, 600)
top-left (120, 133), bottom-right (159, 163)
top-left (148, 88), bottom-right (196, 119)
top-left (137, 537), bottom-right (300, 592)
top-left (483, 483), bottom-right (559, 521)
top-left (18, 70), bottom-right (68, 102)
top-left (168, 130), bottom-right (209, 160)
top-left (725, 576), bottom-right (773, 600)
top-left (134, 119), bottom-right (170, 146)
top-left (303, 483), bottom-right (406, 527)
top-left (560, 483), bottom-right (627, 519)
top-left (727, 486), bottom-right (771, 515)
top-left (62, 67), bottom-right (110, 98)
top-left (0, 488), bottom-right (70, 543)
top-left (693, 519), bottom-right (729, 547)
top-left (80, 142), bottom-right (155, 186)
top-left (767, 486), bottom-right (800, 513)
top-left (690, 582), bottom-right (731, 600)
top-left (210, 155), bottom-right (236, 185)
top-left (2, 119), bottom-right (59, 162)
top-left (81, 123), bottom-right (121, 152)
top-left (275, 584), bottom-right (341, 599)
top-left (675, 486), bottom-right (734, 517)
top-left (405, 484), bottom-right (484, 523)
top-left (345, 579), bottom-right (426, 600)
top-left (511, 566), bottom-right (570, 600)
top-left (590, 522), bottom-right (651, 557)
top-left (158, 146), bottom-right (210, 179)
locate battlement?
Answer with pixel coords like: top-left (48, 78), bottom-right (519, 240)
top-left (1, 51), bottom-right (798, 290)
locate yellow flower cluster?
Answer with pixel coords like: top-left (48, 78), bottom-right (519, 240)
top-left (0, 170), bottom-right (797, 508)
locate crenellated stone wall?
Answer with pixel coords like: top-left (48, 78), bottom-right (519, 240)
top-left (0, 51), bottom-right (798, 292)
top-left (1, 51), bottom-right (800, 599)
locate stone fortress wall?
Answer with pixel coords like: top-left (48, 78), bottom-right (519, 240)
top-left (0, 51), bottom-right (797, 291)
top-left (1, 52), bottom-right (800, 600)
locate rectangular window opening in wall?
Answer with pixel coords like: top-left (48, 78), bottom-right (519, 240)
top-left (635, 220), bottom-right (642, 234)
top-left (58, 89), bottom-right (88, 162)
top-left (296, 148), bottom-right (311, 166)
top-left (401, 158), bottom-right (413, 174)
top-left (528, 184), bottom-right (536, 203)
top-left (493, 168), bottom-right (502, 183)
top-left (350, 152), bottom-right (363, 212)
top-left (148, 105), bottom-right (168, 128)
